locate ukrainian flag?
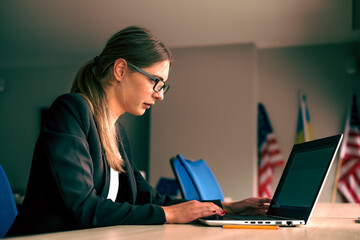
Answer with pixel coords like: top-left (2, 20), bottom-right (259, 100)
top-left (296, 92), bottom-right (313, 143)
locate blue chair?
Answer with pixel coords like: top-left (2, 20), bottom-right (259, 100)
top-left (171, 156), bottom-right (201, 200)
top-left (0, 165), bottom-right (18, 238)
top-left (155, 177), bottom-right (179, 197)
top-left (170, 154), bottom-right (224, 201)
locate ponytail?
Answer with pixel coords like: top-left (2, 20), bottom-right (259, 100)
top-left (71, 60), bottom-right (125, 172)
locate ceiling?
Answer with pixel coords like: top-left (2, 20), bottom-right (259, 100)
top-left (0, 0), bottom-right (359, 67)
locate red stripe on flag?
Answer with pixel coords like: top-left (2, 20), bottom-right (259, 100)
top-left (337, 95), bottom-right (360, 203)
top-left (342, 177), bottom-right (360, 202)
top-left (258, 104), bottom-right (284, 198)
top-left (339, 161), bottom-right (360, 181)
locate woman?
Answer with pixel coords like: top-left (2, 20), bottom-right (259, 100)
top-left (7, 26), bottom-right (270, 236)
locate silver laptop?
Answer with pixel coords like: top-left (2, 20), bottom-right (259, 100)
top-left (199, 134), bottom-right (343, 227)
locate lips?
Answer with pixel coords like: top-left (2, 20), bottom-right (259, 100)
top-left (144, 103), bottom-right (154, 109)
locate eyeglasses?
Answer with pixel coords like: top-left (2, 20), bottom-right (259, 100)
top-left (126, 61), bottom-right (170, 94)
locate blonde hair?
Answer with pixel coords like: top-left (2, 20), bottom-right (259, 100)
top-left (70, 26), bottom-right (172, 173)
top-left (71, 63), bottom-right (124, 172)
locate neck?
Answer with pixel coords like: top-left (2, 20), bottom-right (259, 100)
top-left (103, 81), bottom-right (126, 125)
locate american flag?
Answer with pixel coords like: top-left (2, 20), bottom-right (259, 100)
top-left (258, 103), bottom-right (284, 198)
top-left (337, 95), bottom-right (360, 203)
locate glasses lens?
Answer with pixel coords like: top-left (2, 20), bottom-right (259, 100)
top-left (154, 81), bottom-right (170, 94)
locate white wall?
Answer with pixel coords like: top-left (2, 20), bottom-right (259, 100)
top-left (150, 44), bottom-right (258, 201)
top-left (150, 42), bottom-right (360, 202)
top-left (258, 43), bottom-right (360, 202)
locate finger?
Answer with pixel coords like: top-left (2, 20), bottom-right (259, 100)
top-left (258, 204), bottom-right (269, 210)
top-left (257, 197), bottom-right (272, 203)
top-left (209, 208), bottom-right (225, 216)
top-left (199, 203), bottom-right (225, 218)
top-left (208, 203), bottom-right (225, 215)
top-left (245, 208), bottom-right (268, 216)
top-left (210, 207), bottom-right (225, 216)
top-left (250, 197), bottom-right (271, 208)
top-left (255, 209), bottom-right (268, 216)
top-left (247, 200), bottom-right (265, 209)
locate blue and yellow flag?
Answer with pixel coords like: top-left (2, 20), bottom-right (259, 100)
top-left (296, 92), bottom-right (313, 143)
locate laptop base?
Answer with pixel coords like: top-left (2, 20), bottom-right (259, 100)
top-left (198, 218), bottom-right (305, 226)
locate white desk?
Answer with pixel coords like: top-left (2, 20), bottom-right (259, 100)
top-left (311, 202), bottom-right (360, 218)
top-left (6, 203), bottom-right (360, 240)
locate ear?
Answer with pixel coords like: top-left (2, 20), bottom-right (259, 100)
top-left (113, 58), bottom-right (127, 82)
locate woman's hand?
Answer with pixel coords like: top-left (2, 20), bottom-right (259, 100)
top-left (161, 200), bottom-right (225, 224)
top-left (222, 197), bottom-right (271, 216)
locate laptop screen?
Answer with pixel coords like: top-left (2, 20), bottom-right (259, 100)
top-left (267, 134), bottom-right (342, 222)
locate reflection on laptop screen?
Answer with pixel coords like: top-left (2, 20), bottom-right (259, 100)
top-left (273, 147), bottom-right (335, 208)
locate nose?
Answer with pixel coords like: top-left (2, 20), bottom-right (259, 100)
top-left (153, 90), bottom-right (164, 101)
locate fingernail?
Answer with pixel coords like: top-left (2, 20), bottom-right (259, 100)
top-left (212, 210), bottom-right (217, 214)
top-left (221, 210), bottom-right (225, 215)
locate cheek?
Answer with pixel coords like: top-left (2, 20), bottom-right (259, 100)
top-left (125, 75), bottom-right (154, 99)
top-left (137, 81), bottom-right (154, 95)
top-left (129, 81), bottom-right (153, 102)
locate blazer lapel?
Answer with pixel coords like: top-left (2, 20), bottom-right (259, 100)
top-left (118, 139), bottom-right (137, 204)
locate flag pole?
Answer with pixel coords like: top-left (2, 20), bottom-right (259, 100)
top-left (331, 157), bottom-right (343, 203)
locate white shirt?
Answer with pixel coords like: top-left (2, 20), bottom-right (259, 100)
top-left (107, 168), bottom-right (119, 201)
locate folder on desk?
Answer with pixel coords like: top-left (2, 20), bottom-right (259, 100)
top-left (199, 134), bottom-right (343, 227)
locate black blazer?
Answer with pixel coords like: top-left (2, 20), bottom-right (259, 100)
top-left (7, 93), bottom-right (185, 236)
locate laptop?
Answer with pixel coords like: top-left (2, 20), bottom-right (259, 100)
top-left (199, 134), bottom-right (343, 227)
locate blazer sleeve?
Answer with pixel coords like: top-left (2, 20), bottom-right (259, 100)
top-left (44, 94), bottom-right (167, 227)
top-left (117, 123), bottom-right (187, 207)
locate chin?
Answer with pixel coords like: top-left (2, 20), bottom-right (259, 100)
top-left (129, 109), bottom-right (146, 116)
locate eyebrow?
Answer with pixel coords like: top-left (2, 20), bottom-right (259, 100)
top-left (127, 60), bottom-right (165, 81)
top-left (153, 75), bottom-right (163, 81)
top-left (146, 71), bottom-right (164, 81)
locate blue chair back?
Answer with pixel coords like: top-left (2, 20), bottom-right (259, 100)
top-left (171, 157), bottom-right (201, 200)
top-left (0, 165), bottom-right (18, 238)
top-left (171, 154), bottom-right (224, 201)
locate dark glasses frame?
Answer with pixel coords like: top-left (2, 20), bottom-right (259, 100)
top-left (126, 61), bottom-right (170, 94)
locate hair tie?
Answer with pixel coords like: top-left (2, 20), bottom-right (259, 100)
top-left (93, 56), bottom-right (100, 65)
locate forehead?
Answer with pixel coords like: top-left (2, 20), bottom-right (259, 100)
top-left (143, 60), bottom-right (170, 81)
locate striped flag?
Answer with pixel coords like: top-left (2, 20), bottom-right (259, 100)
top-left (337, 95), bottom-right (360, 203)
top-left (258, 103), bottom-right (284, 198)
top-left (296, 92), bottom-right (313, 143)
